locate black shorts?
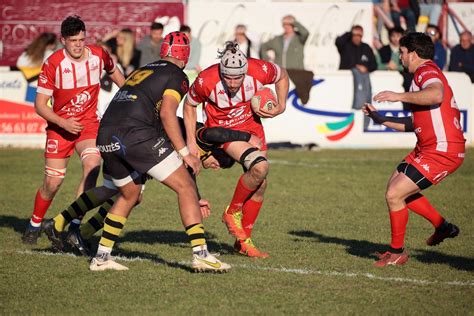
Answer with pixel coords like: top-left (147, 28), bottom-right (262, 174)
top-left (397, 161), bottom-right (433, 190)
top-left (97, 125), bottom-right (182, 186)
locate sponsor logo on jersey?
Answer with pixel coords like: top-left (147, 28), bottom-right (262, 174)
top-left (245, 83), bottom-right (253, 92)
top-left (198, 78), bottom-right (204, 87)
top-left (262, 64), bottom-right (268, 74)
top-left (89, 61), bottom-right (99, 71)
top-left (217, 89), bottom-right (226, 95)
top-left (433, 170), bottom-right (448, 182)
top-left (46, 139), bottom-right (59, 154)
top-left (97, 142), bottom-right (121, 153)
top-left (63, 68), bottom-right (72, 74)
top-left (227, 106), bottom-right (246, 118)
top-left (421, 163), bottom-right (430, 172)
top-left (113, 90), bottom-right (138, 102)
top-left (361, 54), bottom-right (368, 62)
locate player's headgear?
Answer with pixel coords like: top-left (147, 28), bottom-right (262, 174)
top-left (218, 41), bottom-right (248, 76)
top-left (160, 31), bottom-right (190, 65)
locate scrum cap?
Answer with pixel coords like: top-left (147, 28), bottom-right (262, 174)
top-left (160, 31), bottom-right (190, 65)
top-left (219, 41), bottom-right (248, 76)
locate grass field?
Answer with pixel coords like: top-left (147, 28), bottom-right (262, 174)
top-left (1, 148), bottom-right (473, 314)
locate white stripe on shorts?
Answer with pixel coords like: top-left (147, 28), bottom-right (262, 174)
top-left (147, 151), bottom-right (183, 182)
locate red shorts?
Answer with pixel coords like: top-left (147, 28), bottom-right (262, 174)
top-left (44, 121), bottom-right (99, 159)
top-left (404, 149), bottom-right (464, 185)
top-left (221, 120), bottom-right (267, 151)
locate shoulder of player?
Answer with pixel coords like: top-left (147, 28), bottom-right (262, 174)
top-left (193, 64), bottom-right (220, 87)
top-left (43, 49), bottom-right (66, 67)
top-left (414, 61), bottom-right (441, 83)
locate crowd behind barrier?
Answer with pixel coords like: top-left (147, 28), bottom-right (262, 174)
top-left (0, 0), bottom-right (473, 148)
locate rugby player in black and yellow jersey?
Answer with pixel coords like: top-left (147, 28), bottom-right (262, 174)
top-left (88, 32), bottom-right (231, 272)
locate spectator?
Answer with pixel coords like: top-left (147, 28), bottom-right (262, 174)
top-left (373, 0), bottom-right (395, 47)
top-left (336, 25), bottom-right (377, 109)
top-left (137, 22), bottom-right (164, 66)
top-left (234, 24), bottom-right (259, 59)
top-left (419, 0), bottom-right (443, 25)
top-left (426, 24), bottom-right (447, 69)
top-left (260, 15), bottom-right (309, 70)
top-left (106, 28), bottom-right (141, 77)
top-left (390, 0), bottom-right (419, 32)
top-left (449, 31), bottom-right (474, 83)
top-left (377, 26), bottom-right (405, 71)
top-left (17, 32), bottom-right (57, 78)
top-left (179, 24), bottom-right (202, 72)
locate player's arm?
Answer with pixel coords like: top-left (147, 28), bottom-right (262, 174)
top-left (274, 68), bottom-right (289, 115)
top-left (362, 103), bottom-right (413, 132)
top-left (183, 97), bottom-right (199, 158)
top-left (34, 93), bottom-right (83, 135)
top-left (373, 82), bottom-right (444, 106)
top-left (108, 68), bottom-right (126, 88)
top-left (161, 93), bottom-right (200, 175)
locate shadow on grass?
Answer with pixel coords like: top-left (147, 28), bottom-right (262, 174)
top-left (289, 230), bottom-right (383, 259)
top-left (121, 229), bottom-right (235, 254)
top-left (113, 246), bottom-right (194, 272)
top-left (289, 230), bottom-right (474, 272)
top-left (0, 215), bottom-right (29, 234)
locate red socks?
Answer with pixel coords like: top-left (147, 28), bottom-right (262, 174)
top-left (406, 194), bottom-right (444, 228)
top-left (389, 207), bottom-right (408, 250)
top-left (228, 175), bottom-right (255, 212)
top-left (242, 199), bottom-right (263, 237)
top-left (30, 189), bottom-right (53, 227)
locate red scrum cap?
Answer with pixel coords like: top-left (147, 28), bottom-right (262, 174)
top-left (160, 31), bottom-right (190, 65)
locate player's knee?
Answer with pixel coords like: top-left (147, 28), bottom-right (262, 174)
top-left (249, 160), bottom-right (269, 182)
top-left (385, 187), bottom-right (402, 205)
top-left (240, 148), bottom-right (268, 175)
top-left (80, 147), bottom-right (101, 162)
top-left (43, 176), bottom-right (64, 196)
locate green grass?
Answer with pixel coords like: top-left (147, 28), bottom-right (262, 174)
top-left (1, 148), bottom-right (473, 314)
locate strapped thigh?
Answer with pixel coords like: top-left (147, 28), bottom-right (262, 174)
top-left (80, 147), bottom-right (101, 161)
top-left (397, 161), bottom-right (432, 190)
top-left (45, 166), bottom-right (67, 178)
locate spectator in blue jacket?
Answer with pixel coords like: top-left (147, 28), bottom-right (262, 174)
top-left (426, 24), bottom-right (447, 70)
top-left (449, 31), bottom-right (474, 83)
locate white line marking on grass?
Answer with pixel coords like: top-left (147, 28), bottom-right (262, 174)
top-left (15, 250), bottom-right (474, 287)
top-left (268, 159), bottom-right (320, 168)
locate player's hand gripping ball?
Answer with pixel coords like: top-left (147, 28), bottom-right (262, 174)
top-left (251, 87), bottom-right (277, 115)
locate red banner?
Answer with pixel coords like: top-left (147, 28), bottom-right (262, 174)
top-left (0, 99), bottom-right (47, 134)
top-left (0, 0), bottom-right (185, 66)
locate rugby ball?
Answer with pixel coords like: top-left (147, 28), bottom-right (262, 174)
top-left (251, 87), bottom-right (277, 113)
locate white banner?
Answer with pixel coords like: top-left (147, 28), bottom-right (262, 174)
top-left (188, 1), bottom-right (373, 73)
top-left (263, 71), bottom-right (473, 148)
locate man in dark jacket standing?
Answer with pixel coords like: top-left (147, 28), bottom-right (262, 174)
top-left (336, 25), bottom-right (377, 109)
top-left (449, 31), bottom-right (474, 83)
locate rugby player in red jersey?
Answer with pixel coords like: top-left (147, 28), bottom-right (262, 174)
top-left (22, 16), bottom-right (125, 244)
top-left (363, 32), bottom-right (465, 267)
top-left (184, 42), bottom-right (289, 257)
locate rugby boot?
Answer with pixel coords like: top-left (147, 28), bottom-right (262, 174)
top-left (234, 238), bottom-right (269, 258)
top-left (374, 250), bottom-right (408, 267)
top-left (426, 222), bottom-right (460, 246)
top-left (21, 225), bottom-right (41, 245)
top-left (89, 254), bottom-right (128, 271)
top-left (41, 219), bottom-right (64, 251)
top-left (221, 207), bottom-right (247, 240)
top-left (192, 248), bottom-right (231, 273)
top-left (66, 229), bottom-right (90, 256)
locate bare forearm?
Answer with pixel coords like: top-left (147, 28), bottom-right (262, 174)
top-left (183, 102), bottom-right (198, 145)
top-left (398, 86), bottom-right (443, 106)
top-left (161, 104), bottom-right (186, 151)
top-left (35, 101), bottom-right (62, 126)
top-left (275, 69), bottom-right (289, 114)
top-left (109, 69), bottom-right (125, 88)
